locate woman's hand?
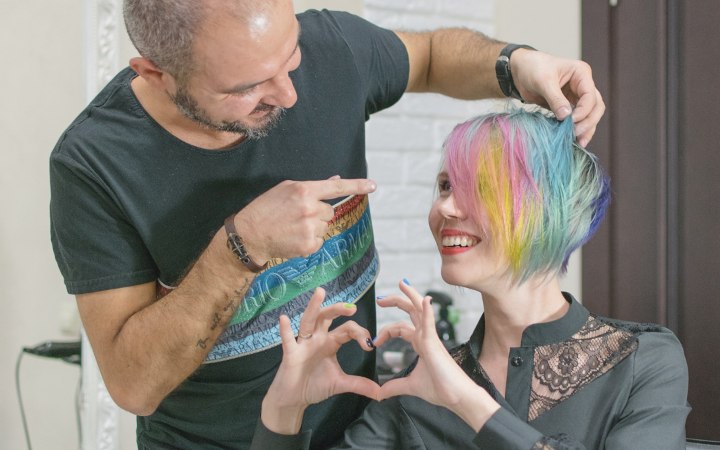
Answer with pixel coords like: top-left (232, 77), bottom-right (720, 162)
top-left (261, 287), bottom-right (380, 435)
top-left (376, 280), bottom-right (500, 431)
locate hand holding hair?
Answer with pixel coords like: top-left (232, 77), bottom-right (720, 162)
top-left (508, 49), bottom-right (605, 148)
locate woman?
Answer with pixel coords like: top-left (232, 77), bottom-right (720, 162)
top-left (251, 110), bottom-right (690, 449)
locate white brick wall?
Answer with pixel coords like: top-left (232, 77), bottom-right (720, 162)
top-left (364, 1), bottom-right (502, 340)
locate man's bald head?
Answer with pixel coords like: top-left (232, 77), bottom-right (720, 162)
top-left (123, 0), bottom-right (276, 84)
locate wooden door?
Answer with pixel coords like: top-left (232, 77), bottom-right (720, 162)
top-left (582, 0), bottom-right (720, 440)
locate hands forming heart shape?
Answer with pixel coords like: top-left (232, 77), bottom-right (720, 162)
top-left (261, 281), bottom-right (490, 435)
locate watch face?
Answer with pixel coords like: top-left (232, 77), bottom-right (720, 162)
top-left (495, 57), bottom-right (513, 97)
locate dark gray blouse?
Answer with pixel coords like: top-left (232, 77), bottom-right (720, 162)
top-left (251, 295), bottom-right (690, 449)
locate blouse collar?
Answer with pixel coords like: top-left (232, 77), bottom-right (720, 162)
top-left (469, 292), bottom-right (590, 355)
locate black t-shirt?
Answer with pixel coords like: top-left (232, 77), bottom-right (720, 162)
top-left (50, 10), bottom-right (408, 449)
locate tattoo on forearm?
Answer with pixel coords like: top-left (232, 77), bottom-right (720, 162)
top-left (222, 298), bottom-right (238, 314)
top-left (196, 338), bottom-right (210, 349)
top-left (202, 277), bottom-right (250, 339)
top-left (234, 278), bottom-right (250, 297)
top-left (210, 313), bottom-right (221, 330)
top-left (219, 277), bottom-right (249, 317)
top-left (194, 277), bottom-right (252, 351)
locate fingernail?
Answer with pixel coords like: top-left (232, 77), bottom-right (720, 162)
top-left (402, 278), bottom-right (411, 286)
top-left (368, 181), bottom-right (377, 191)
top-left (376, 295), bottom-right (386, 300)
top-left (366, 338), bottom-right (376, 349)
top-left (557, 105), bottom-right (572, 119)
top-left (372, 336), bottom-right (379, 345)
top-left (344, 303), bottom-right (356, 309)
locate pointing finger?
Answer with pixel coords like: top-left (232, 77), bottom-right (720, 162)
top-left (306, 178), bottom-right (377, 201)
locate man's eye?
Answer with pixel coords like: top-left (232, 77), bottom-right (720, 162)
top-left (231, 86), bottom-right (258, 97)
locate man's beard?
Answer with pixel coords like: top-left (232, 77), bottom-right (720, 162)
top-left (171, 85), bottom-right (285, 140)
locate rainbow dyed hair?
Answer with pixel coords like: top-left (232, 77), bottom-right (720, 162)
top-left (443, 109), bottom-right (610, 284)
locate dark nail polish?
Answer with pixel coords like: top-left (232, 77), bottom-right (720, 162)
top-left (376, 295), bottom-right (386, 300)
top-left (366, 338), bottom-right (376, 349)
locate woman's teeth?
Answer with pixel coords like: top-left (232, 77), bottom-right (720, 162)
top-left (442, 236), bottom-right (477, 248)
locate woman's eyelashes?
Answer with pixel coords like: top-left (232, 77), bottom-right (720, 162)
top-left (437, 175), bottom-right (452, 194)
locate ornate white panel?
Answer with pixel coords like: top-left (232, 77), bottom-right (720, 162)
top-left (82, 1), bottom-right (122, 449)
top-left (85, 0), bottom-right (121, 98)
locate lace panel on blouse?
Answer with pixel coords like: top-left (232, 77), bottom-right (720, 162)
top-left (450, 343), bottom-right (500, 400)
top-left (528, 315), bottom-right (639, 421)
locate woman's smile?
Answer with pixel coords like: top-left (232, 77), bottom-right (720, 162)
top-left (440, 228), bottom-right (480, 255)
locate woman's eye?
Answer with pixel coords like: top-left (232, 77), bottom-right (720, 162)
top-left (438, 179), bottom-right (452, 193)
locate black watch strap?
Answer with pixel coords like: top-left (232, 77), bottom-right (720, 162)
top-left (224, 215), bottom-right (268, 273)
top-left (495, 44), bottom-right (536, 102)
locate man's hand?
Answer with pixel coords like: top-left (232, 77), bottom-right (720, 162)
top-left (234, 176), bottom-right (376, 263)
top-left (510, 49), bottom-right (605, 147)
top-left (397, 29), bottom-right (605, 148)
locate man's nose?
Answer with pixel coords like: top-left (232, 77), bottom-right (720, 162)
top-left (267, 73), bottom-right (297, 109)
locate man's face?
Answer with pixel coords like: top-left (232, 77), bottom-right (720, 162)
top-left (171, 82), bottom-right (287, 139)
top-left (170, 0), bottom-right (301, 139)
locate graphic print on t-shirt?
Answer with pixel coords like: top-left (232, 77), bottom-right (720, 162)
top-left (206, 194), bottom-right (378, 362)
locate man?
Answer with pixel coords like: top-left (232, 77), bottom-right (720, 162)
top-left (49, 0), bottom-right (604, 448)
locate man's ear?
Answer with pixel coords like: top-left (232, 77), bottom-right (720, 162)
top-left (129, 56), bottom-right (177, 92)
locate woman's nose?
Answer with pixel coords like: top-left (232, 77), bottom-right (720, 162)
top-left (439, 192), bottom-right (466, 220)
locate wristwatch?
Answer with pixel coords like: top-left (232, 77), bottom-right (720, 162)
top-left (495, 44), bottom-right (536, 102)
top-left (224, 215), bottom-right (268, 273)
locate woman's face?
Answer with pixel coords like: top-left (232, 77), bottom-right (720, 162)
top-left (428, 169), bottom-right (507, 290)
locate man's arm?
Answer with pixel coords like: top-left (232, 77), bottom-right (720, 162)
top-left (397, 29), bottom-right (504, 99)
top-left (396, 29), bottom-right (604, 147)
top-left (78, 227), bottom-right (254, 416)
top-left (76, 177), bottom-right (376, 416)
